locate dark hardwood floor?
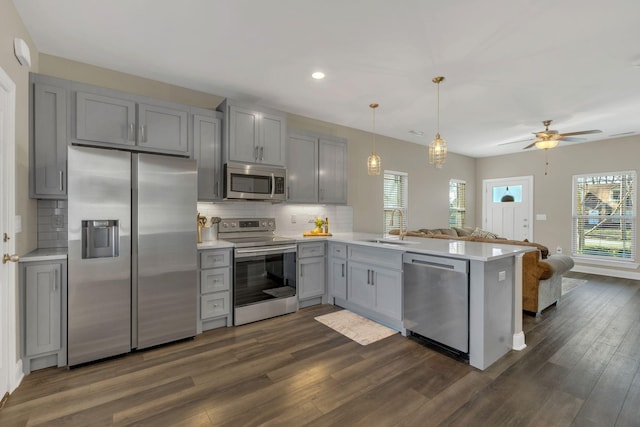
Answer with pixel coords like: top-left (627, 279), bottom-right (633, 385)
top-left (1, 272), bottom-right (639, 426)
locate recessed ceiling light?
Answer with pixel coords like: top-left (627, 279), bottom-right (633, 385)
top-left (311, 71), bottom-right (325, 80)
top-left (409, 130), bottom-right (425, 136)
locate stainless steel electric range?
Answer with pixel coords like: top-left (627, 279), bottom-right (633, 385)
top-left (218, 218), bottom-right (298, 325)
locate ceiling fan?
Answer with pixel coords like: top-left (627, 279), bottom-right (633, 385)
top-left (501, 120), bottom-right (602, 150)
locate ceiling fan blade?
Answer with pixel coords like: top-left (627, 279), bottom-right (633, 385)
top-left (558, 129), bottom-right (602, 137)
top-left (498, 137), bottom-right (534, 146)
top-left (559, 136), bottom-right (586, 142)
top-left (523, 141), bottom-right (537, 149)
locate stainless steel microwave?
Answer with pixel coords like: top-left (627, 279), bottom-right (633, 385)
top-left (224, 162), bottom-right (287, 201)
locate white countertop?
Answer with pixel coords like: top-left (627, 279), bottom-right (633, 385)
top-left (295, 232), bottom-right (535, 262)
top-left (19, 247), bottom-right (68, 262)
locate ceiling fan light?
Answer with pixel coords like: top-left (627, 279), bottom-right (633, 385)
top-left (535, 139), bottom-right (559, 150)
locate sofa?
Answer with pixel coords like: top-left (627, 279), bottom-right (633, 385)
top-left (390, 226), bottom-right (575, 315)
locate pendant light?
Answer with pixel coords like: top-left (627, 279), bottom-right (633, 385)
top-left (429, 76), bottom-right (447, 168)
top-left (367, 103), bottom-right (381, 175)
top-left (501, 187), bottom-right (515, 202)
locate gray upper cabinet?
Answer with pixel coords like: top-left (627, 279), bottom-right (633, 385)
top-left (319, 138), bottom-right (348, 204)
top-left (30, 74), bottom-right (70, 199)
top-left (287, 134), bottom-right (318, 203)
top-left (138, 103), bottom-right (188, 153)
top-left (75, 92), bottom-right (136, 146)
top-left (73, 83), bottom-right (190, 156)
top-left (219, 99), bottom-right (287, 166)
top-left (192, 109), bottom-right (223, 201)
top-left (287, 130), bottom-right (347, 204)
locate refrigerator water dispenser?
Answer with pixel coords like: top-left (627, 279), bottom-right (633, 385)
top-left (82, 220), bottom-right (119, 259)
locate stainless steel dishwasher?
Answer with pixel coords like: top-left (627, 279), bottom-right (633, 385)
top-left (403, 252), bottom-right (470, 355)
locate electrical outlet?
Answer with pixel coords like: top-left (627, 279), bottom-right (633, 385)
top-left (498, 271), bottom-right (506, 281)
top-left (291, 215), bottom-right (297, 224)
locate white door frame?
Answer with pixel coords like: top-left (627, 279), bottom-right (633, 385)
top-left (0, 66), bottom-right (20, 397)
top-left (482, 175), bottom-right (534, 240)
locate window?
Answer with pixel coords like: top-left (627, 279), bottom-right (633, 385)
top-left (383, 171), bottom-right (408, 235)
top-left (572, 171), bottom-right (635, 261)
top-left (449, 180), bottom-right (466, 228)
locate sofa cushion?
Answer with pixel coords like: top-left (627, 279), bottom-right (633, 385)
top-left (471, 227), bottom-right (499, 239)
top-left (453, 226), bottom-right (474, 237)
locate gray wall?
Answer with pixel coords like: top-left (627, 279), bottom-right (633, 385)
top-left (476, 134), bottom-right (640, 277)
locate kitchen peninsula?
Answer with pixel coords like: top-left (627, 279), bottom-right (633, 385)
top-left (302, 233), bottom-right (534, 371)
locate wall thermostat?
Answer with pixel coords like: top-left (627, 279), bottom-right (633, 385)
top-left (14, 38), bottom-right (31, 68)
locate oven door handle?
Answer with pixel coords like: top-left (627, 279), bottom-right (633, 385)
top-left (235, 245), bottom-right (297, 258)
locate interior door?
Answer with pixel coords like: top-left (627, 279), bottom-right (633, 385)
top-left (483, 176), bottom-right (533, 241)
top-left (0, 66), bottom-right (17, 398)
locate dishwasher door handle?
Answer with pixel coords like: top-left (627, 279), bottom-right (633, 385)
top-left (410, 259), bottom-right (456, 270)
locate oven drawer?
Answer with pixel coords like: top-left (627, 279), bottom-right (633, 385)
top-left (298, 242), bottom-right (325, 258)
top-left (200, 267), bottom-right (230, 294)
top-left (200, 250), bottom-right (231, 269)
top-left (201, 292), bottom-right (230, 319)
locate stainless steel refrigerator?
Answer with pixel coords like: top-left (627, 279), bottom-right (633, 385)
top-left (67, 145), bottom-right (197, 366)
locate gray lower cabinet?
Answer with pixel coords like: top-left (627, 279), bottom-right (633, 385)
top-left (198, 249), bottom-right (232, 332)
top-left (192, 110), bottom-right (223, 201)
top-left (332, 244), bottom-right (403, 330)
top-left (20, 259), bottom-right (67, 374)
top-left (30, 74), bottom-right (70, 199)
top-left (287, 130), bottom-right (347, 204)
top-left (218, 99), bottom-right (287, 166)
top-left (297, 241), bottom-right (326, 308)
top-left (328, 243), bottom-right (347, 301)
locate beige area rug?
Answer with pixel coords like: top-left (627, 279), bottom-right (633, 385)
top-left (315, 310), bottom-right (398, 345)
top-left (562, 277), bottom-right (588, 295)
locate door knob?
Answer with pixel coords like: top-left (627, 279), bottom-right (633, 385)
top-left (2, 253), bottom-right (19, 264)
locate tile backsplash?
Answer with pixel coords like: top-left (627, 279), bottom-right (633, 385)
top-left (197, 202), bottom-right (353, 237)
top-left (36, 198), bottom-right (352, 248)
top-left (37, 199), bottom-right (68, 248)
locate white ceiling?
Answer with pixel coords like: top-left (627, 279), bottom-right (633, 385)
top-left (13, 0), bottom-right (640, 158)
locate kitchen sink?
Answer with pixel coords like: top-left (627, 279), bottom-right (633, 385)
top-left (360, 238), bottom-right (419, 246)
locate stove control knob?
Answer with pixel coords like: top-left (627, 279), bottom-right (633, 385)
top-left (268, 221), bottom-right (274, 227)
top-left (222, 223), bottom-right (228, 228)
top-left (262, 221), bottom-right (267, 227)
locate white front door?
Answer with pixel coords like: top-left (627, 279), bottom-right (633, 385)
top-left (483, 176), bottom-right (533, 241)
top-left (0, 66), bottom-right (18, 398)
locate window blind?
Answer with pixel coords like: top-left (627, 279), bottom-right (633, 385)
top-left (572, 171), bottom-right (635, 261)
top-left (383, 171), bottom-right (408, 235)
top-left (449, 180), bottom-right (466, 228)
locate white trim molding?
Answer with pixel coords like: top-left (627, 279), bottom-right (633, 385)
top-left (572, 264), bottom-right (640, 280)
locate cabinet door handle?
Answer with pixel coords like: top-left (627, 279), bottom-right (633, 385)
top-left (53, 271), bottom-right (58, 292)
top-left (366, 269), bottom-right (370, 285)
top-left (300, 265), bottom-right (304, 278)
top-left (371, 270), bottom-right (375, 286)
top-left (260, 146), bottom-right (264, 161)
top-left (128, 122), bottom-right (135, 141)
top-left (341, 263), bottom-right (345, 278)
top-left (140, 125), bottom-right (147, 143)
top-left (254, 146), bottom-right (259, 160)
top-left (59, 171), bottom-right (64, 191)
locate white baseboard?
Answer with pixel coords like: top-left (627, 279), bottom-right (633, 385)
top-left (512, 331), bottom-right (526, 351)
top-left (572, 265), bottom-right (640, 280)
top-left (11, 359), bottom-right (23, 393)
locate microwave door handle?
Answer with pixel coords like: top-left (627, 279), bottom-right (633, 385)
top-left (270, 173), bottom-right (275, 199)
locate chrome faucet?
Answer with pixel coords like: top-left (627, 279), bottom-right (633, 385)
top-left (390, 209), bottom-right (406, 240)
